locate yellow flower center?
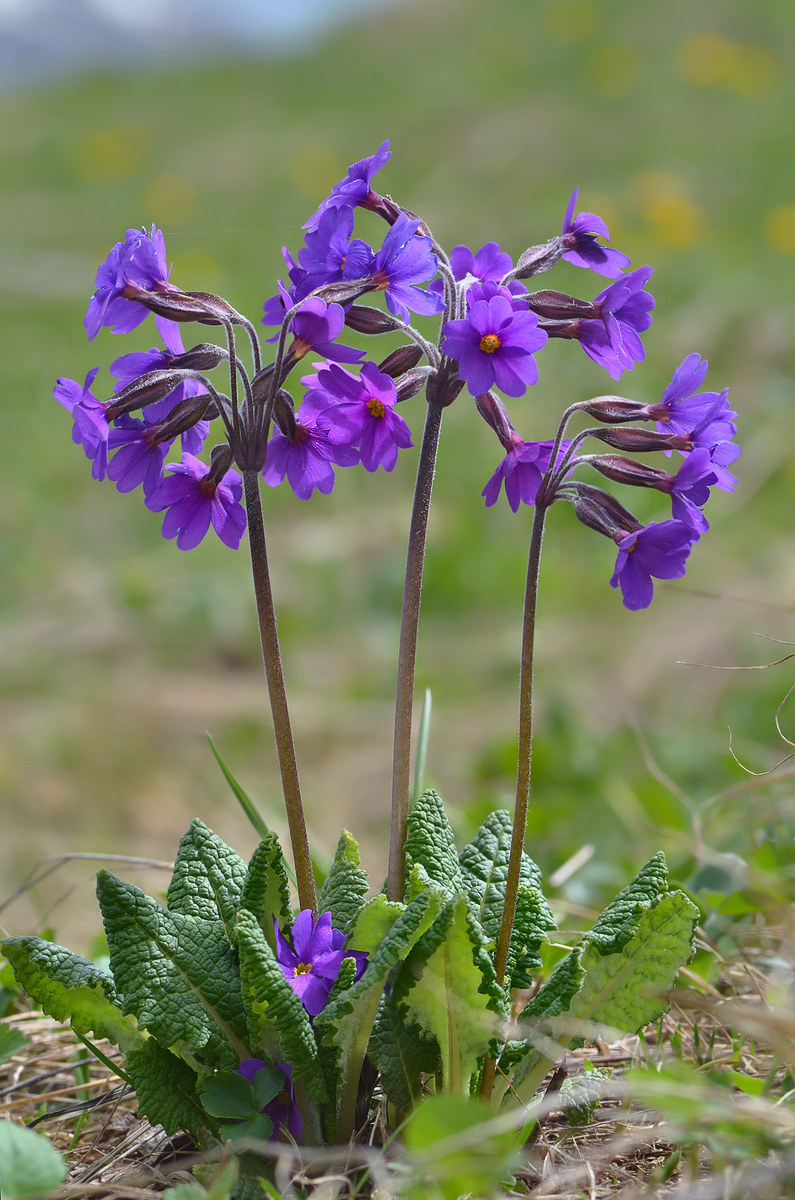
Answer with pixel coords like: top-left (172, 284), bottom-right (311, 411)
top-left (293, 962), bottom-right (312, 976)
top-left (479, 333), bottom-right (501, 354)
top-left (367, 397), bottom-right (386, 418)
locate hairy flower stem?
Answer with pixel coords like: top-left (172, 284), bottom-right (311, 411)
top-left (481, 500), bottom-right (548, 1102)
top-left (387, 400), bottom-right (444, 903)
top-left (243, 469), bottom-right (317, 913)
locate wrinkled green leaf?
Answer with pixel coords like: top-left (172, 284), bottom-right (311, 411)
top-left (1, 936), bottom-right (142, 1054)
top-left (239, 833), bottom-right (292, 952)
top-left (200, 1067), bottom-right (281, 1119)
top-left (0, 1120), bottom-right (67, 1199)
top-left (167, 819), bottom-right (248, 944)
top-left (404, 789), bottom-right (462, 900)
top-left (347, 894), bottom-right (405, 957)
top-left (126, 1039), bottom-right (206, 1137)
top-left (317, 830), bottom-right (369, 933)
top-left (97, 871), bottom-right (248, 1064)
top-left (370, 996), bottom-right (441, 1112)
top-left (585, 851), bottom-right (669, 954)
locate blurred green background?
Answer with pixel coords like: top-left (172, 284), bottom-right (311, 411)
top-left (1, 0), bottom-right (794, 951)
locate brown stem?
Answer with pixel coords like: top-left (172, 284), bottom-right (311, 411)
top-left (386, 400), bottom-right (444, 903)
top-left (243, 469), bottom-right (317, 913)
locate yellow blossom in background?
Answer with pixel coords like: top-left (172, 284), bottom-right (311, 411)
top-left (543, 0), bottom-right (597, 44)
top-left (289, 145), bottom-right (346, 201)
top-left (763, 205), bottom-right (795, 255)
top-left (677, 32), bottom-right (778, 97)
top-left (140, 173), bottom-right (197, 225)
top-left (588, 45), bottom-right (640, 99)
top-left (629, 171), bottom-right (705, 249)
top-left (75, 125), bottom-right (150, 183)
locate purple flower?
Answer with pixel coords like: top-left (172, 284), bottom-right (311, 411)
top-left (54, 367), bottom-right (111, 480)
top-left (296, 205), bottom-right (374, 297)
top-left (146, 453), bottom-right (247, 551)
top-left (236, 1059), bottom-right (302, 1142)
top-left (110, 320), bottom-right (209, 452)
top-left (450, 242), bottom-right (514, 285)
top-left (464, 279), bottom-right (528, 309)
top-left (482, 437), bottom-right (574, 511)
top-left (107, 415), bottom-right (171, 497)
top-left (263, 392), bottom-right (360, 500)
top-left (371, 213), bottom-right (443, 323)
top-left (303, 139), bottom-right (391, 232)
top-left (442, 294), bottom-right (548, 397)
top-left (275, 910), bottom-right (368, 1018)
top-left (573, 266), bottom-right (655, 380)
top-left (262, 251), bottom-right (306, 332)
top-left (664, 447), bottom-right (717, 533)
top-left (288, 296), bottom-right (365, 365)
top-left (85, 225), bottom-right (174, 340)
top-left (560, 188), bottom-right (631, 278)
top-left (312, 361), bottom-right (414, 472)
top-left (647, 353), bottom-right (732, 437)
top-left (676, 395), bottom-right (739, 491)
top-left (610, 520), bottom-right (695, 610)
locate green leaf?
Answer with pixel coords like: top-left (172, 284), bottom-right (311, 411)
top-left (559, 1067), bottom-right (611, 1125)
top-left (393, 894), bottom-right (507, 1095)
top-left (208, 735), bottom-right (273, 846)
top-left (1, 936), bottom-right (142, 1054)
top-left (585, 851), bottom-right (669, 954)
top-left (315, 888), bottom-right (443, 1141)
top-left (369, 996), bottom-right (441, 1113)
top-left (126, 1038), bottom-right (207, 1137)
top-left (347, 894), bottom-right (405, 957)
top-left (235, 908), bottom-right (327, 1103)
top-left (0, 1120), bottom-right (67, 1199)
top-left (239, 833), bottom-right (292, 953)
top-left (402, 1095), bottom-right (521, 1200)
top-left (218, 1112), bottom-right (273, 1144)
top-left (201, 1072), bottom-right (260, 1119)
top-left (0, 1024), bottom-right (30, 1066)
top-left (317, 830), bottom-right (369, 933)
top-left (163, 1159), bottom-right (239, 1200)
top-left (404, 789), bottom-right (462, 900)
top-left (167, 819), bottom-right (248, 944)
top-left (96, 871), bottom-right (249, 1064)
top-left (458, 810), bottom-right (556, 987)
top-left (508, 889), bottom-right (698, 1104)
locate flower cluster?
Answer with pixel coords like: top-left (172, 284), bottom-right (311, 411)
top-left (55, 140), bottom-right (735, 608)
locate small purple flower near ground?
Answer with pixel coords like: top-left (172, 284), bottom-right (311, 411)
top-left (482, 437), bottom-right (574, 512)
top-left (573, 265), bottom-right (655, 380)
top-left (312, 361), bottom-right (414, 472)
top-left (275, 910), bottom-right (368, 1017)
top-left (54, 367), bottom-right (111, 480)
top-left (236, 1058), bottom-right (302, 1141)
top-left (85, 225), bottom-right (174, 339)
top-left (610, 519), bottom-right (695, 610)
top-left (146, 453), bottom-right (247, 551)
top-left (442, 293), bottom-right (548, 397)
top-left (560, 188), bottom-right (631, 278)
top-left (303, 139), bottom-right (391, 231)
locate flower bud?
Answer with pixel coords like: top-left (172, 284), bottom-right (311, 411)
top-left (474, 390), bottom-right (515, 447)
top-left (426, 360), bottom-right (464, 408)
top-left (105, 368), bottom-right (199, 418)
top-left (503, 237), bottom-right (563, 282)
top-left (313, 277), bottom-right (376, 306)
top-left (126, 286), bottom-right (242, 327)
top-left (587, 454), bottom-right (669, 489)
top-left (579, 397), bottom-right (651, 424)
top-left (365, 193), bottom-right (433, 239)
top-left (151, 395), bottom-right (211, 445)
top-left (170, 343), bottom-right (229, 373)
top-left (378, 345), bottom-right (424, 378)
top-left (591, 427), bottom-right (683, 453)
top-left (524, 290), bottom-right (596, 320)
top-left (395, 366), bottom-right (433, 402)
top-left (250, 364), bottom-right (278, 407)
top-left (272, 390), bottom-right (296, 439)
top-left (344, 305), bottom-right (404, 335)
top-left (571, 482), bottom-right (643, 539)
top-left (208, 443), bottom-right (234, 485)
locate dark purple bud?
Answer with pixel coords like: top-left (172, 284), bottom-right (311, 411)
top-left (170, 343), bottom-right (229, 373)
top-left (312, 277), bottom-right (376, 306)
top-left (503, 238), bottom-right (563, 282)
top-left (590, 426), bottom-right (683, 453)
top-left (365, 193), bottom-right (433, 239)
top-left (588, 454), bottom-right (670, 489)
top-left (272, 390), bottom-right (296, 439)
top-left (537, 320), bottom-right (577, 339)
top-left (125, 286), bottom-right (241, 327)
top-left (106, 368), bottom-right (200, 418)
top-left (427, 360), bottom-right (464, 408)
top-left (151, 394), bottom-right (211, 445)
top-left (344, 305), bottom-right (404, 335)
top-left (524, 290), bottom-right (597, 321)
top-left (378, 344), bottom-right (424, 378)
top-left (475, 390), bottom-right (515, 448)
top-left (251, 364), bottom-right (286, 407)
top-left (571, 482), bottom-right (643, 539)
top-left (395, 366), bottom-right (433, 402)
top-left (208, 443), bottom-right (235, 484)
top-left (579, 397), bottom-right (651, 424)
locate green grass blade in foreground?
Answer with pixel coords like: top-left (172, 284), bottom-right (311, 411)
top-left (410, 688), bottom-right (433, 811)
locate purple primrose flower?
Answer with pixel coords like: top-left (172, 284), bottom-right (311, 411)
top-left (263, 392), bottom-right (360, 500)
top-left (312, 361), bottom-right (414, 472)
top-left (648, 353), bottom-right (732, 438)
top-left (610, 519), bottom-right (695, 611)
top-left (85, 225), bottom-right (174, 340)
top-left (296, 205), bottom-right (374, 297)
top-left (482, 437), bottom-right (574, 512)
top-left (111, 319), bottom-right (209, 452)
top-left (561, 188), bottom-right (631, 278)
top-left (236, 1058), bottom-right (302, 1142)
top-left (303, 139), bottom-right (391, 231)
top-left (54, 367), bottom-right (111, 480)
top-left (664, 447), bottom-right (717, 534)
top-left (371, 212), bottom-right (443, 322)
top-left (573, 265), bottom-right (655, 380)
top-left (146, 453), bottom-right (247, 551)
top-left (275, 910), bottom-right (368, 1017)
top-left (108, 415), bottom-right (171, 497)
top-left (450, 242), bottom-right (514, 285)
top-left (442, 293), bottom-right (548, 397)
top-left (288, 296), bottom-right (365, 365)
